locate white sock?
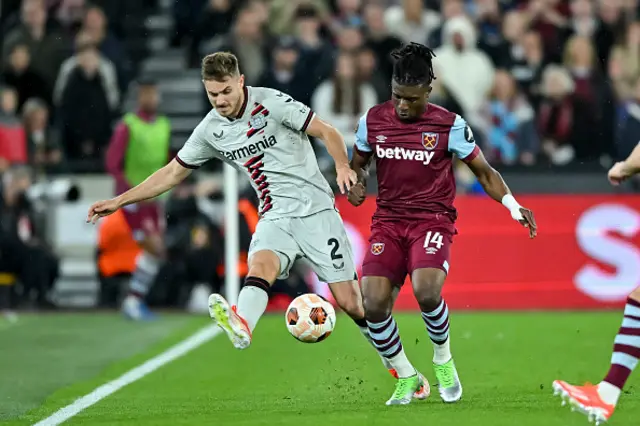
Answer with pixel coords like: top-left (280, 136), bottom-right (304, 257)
top-left (598, 381), bottom-right (622, 406)
top-left (433, 338), bottom-right (452, 365)
top-left (357, 325), bottom-right (393, 370)
top-left (236, 286), bottom-right (269, 332)
top-left (388, 349), bottom-right (417, 378)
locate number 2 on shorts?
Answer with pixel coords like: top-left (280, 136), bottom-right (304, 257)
top-left (327, 238), bottom-right (344, 260)
top-left (424, 231), bottom-right (444, 251)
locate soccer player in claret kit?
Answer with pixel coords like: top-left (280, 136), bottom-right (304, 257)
top-left (87, 52), bottom-right (429, 397)
top-left (105, 79), bottom-right (169, 320)
top-left (348, 43), bottom-right (537, 405)
top-left (553, 142), bottom-right (640, 425)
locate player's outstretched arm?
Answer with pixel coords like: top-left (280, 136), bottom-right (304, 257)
top-left (86, 159), bottom-right (193, 224)
top-left (467, 150), bottom-right (537, 238)
top-left (608, 142), bottom-right (640, 185)
top-left (305, 115), bottom-right (357, 194)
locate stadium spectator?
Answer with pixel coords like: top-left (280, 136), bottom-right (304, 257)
top-left (161, 176), bottom-right (224, 311)
top-left (608, 21), bottom-right (640, 102)
top-left (362, 1), bottom-right (402, 81)
top-left (267, 0), bottom-right (330, 37)
top-left (434, 15), bottom-right (495, 128)
top-left (170, 0), bottom-right (206, 47)
top-left (474, 0), bottom-right (507, 66)
top-left (510, 30), bottom-right (545, 110)
top-left (1, 43), bottom-right (51, 112)
top-left (521, 0), bottom-right (569, 64)
top-left (22, 98), bottom-right (64, 174)
top-left (200, 6), bottom-right (266, 86)
top-left (383, 0), bottom-right (440, 45)
top-left (199, 6), bottom-right (267, 116)
top-left (0, 165), bottom-right (59, 309)
top-left (54, 32), bottom-right (119, 164)
top-left (2, 0), bottom-right (69, 90)
top-left (247, 0), bottom-right (268, 26)
top-left (0, 86), bottom-right (20, 122)
top-left (294, 4), bottom-right (334, 89)
top-left (331, 0), bottom-right (364, 31)
top-left (0, 86), bottom-right (27, 168)
top-left (189, 0), bottom-right (237, 68)
top-left (493, 10), bottom-right (526, 69)
top-left (537, 64), bottom-right (594, 165)
top-left (479, 70), bottom-right (539, 166)
top-left (337, 23), bottom-right (365, 54)
top-left (356, 45), bottom-right (390, 100)
top-left (53, 0), bottom-right (86, 36)
top-left (562, 34), bottom-right (614, 159)
top-left (311, 50), bottom-right (377, 157)
top-left (616, 76), bottom-right (640, 161)
top-left (257, 36), bottom-right (309, 106)
top-left (81, 4), bottom-right (129, 93)
top-left (426, 0), bottom-right (465, 48)
top-left (96, 208), bottom-right (141, 308)
top-left (0, 0), bottom-right (22, 30)
top-left (563, 0), bottom-right (617, 70)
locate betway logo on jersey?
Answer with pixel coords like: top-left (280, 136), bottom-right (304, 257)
top-left (220, 135), bottom-right (278, 161)
top-left (375, 144), bottom-right (435, 165)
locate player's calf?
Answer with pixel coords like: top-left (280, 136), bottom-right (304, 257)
top-left (329, 279), bottom-right (365, 320)
top-left (122, 251), bottom-right (161, 321)
top-left (232, 250), bottom-right (279, 334)
top-left (412, 268), bottom-right (462, 403)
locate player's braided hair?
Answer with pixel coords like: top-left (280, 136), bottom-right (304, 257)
top-left (391, 42), bottom-right (437, 86)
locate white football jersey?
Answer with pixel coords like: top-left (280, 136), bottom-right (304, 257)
top-left (176, 86), bottom-right (335, 218)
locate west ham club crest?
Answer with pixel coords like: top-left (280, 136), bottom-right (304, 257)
top-left (422, 132), bottom-right (439, 150)
top-left (371, 243), bottom-right (385, 255)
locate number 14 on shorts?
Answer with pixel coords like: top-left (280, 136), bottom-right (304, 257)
top-left (424, 231), bottom-right (444, 254)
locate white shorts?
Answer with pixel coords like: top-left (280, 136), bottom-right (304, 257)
top-left (248, 209), bottom-right (357, 283)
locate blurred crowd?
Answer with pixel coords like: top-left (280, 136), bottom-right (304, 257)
top-left (0, 0), bottom-right (154, 175)
top-left (1, 0), bottom-right (639, 174)
top-left (175, 0), bottom-right (640, 167)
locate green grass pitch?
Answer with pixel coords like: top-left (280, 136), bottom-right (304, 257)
top-left (1, 311), bottom-right (638, 425)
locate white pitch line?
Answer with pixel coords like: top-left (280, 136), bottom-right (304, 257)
top-left (33, 325), bottom-right (222, 426)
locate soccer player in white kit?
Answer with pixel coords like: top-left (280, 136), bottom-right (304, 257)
top-left (87, 52), bottom-right (429, 399)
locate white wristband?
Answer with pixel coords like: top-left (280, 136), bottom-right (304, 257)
top-left (502, 194), bottom-right (523, 221)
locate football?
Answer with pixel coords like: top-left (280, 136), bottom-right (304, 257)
top-left (285, 293), bottom-right (336, 343)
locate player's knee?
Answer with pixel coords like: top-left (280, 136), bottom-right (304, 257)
top-left (630, 286), bottom-right (640, 303)
top-left (413, 283), bottom-right (442, 312)
top-left (247, 250), bottom-right (280, 282)
top-left (335, 293), bottom-right (364, 319)
top-left (363, 292), bottom-right (392, 322)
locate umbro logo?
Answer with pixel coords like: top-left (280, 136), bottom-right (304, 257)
top-left (213, 131), bottom-right (224, 139)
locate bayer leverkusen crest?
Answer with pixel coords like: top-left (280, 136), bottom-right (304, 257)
top-left (371, 243), bottom-right (385, 255)
top-left (250, 114), bottom-right (267, 130)
top-left (422, 132), bottom-right (439, 150)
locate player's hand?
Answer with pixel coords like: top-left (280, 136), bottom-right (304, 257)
top-left (347, 182), bottom-right (366, 207)
top-left (517, 207), bottom-right (537, 239)
top-left (336, 165), bottom-right (358, 195)
top-left (86, 198), bottom-right (120, 224)
top-left (608, 161), bottom-right (631, 186)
